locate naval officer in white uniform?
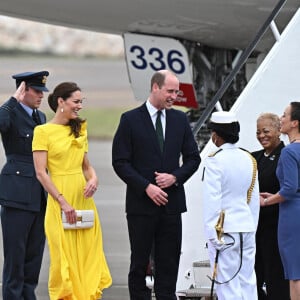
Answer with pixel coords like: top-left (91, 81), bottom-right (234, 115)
top-left (202, 111), bottom-right (260, 300)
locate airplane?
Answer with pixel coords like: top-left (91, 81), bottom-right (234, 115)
top-left (0, 0), bottom-right (299, 298)
top-left (0, 1), bottom-right (298, 114)
top-left (0, 0), bottom-right (298, 143)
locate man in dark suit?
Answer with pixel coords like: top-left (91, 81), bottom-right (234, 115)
top-left (0, 71), bottom-right (49, 300)
top-left (112, 70), bottom-right (201, 300)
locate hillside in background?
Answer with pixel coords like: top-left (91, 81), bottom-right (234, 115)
top-left (0, 15), bottom-right (124, 57)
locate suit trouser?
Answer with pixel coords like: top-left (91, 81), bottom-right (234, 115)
top-left (127, 212), bottom-right (181, 300)
top-left (255, 226), bottom-right (290, 300)
top-left (1, 205), bottom-right (46, 300)
top-left (208, 232), bottom-right (258, 300)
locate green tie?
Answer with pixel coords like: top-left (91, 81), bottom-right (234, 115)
top-left (156, 110), bottom-right (164, 152)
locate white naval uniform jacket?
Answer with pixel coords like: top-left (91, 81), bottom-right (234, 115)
top-left (202, 143), bottom-right (260, 240)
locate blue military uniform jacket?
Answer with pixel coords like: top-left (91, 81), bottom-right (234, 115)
top-left (0, 97), bottom-right (46, 211)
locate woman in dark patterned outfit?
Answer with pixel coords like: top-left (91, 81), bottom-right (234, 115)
top-left (252, 113), bottom-right (289, 300)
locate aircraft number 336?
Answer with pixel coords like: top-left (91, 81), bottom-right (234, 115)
top-left (129, 45), bottom-right (186, 74)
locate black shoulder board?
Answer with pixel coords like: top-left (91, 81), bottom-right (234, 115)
top-left (208, 148), bottom-right (223, 157)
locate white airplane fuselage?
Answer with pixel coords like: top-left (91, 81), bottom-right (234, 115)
top-left (0, 0), bottom-right (298, 52)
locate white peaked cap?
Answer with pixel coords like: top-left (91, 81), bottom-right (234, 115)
top-left (210, 111), bottom-right (238, 124)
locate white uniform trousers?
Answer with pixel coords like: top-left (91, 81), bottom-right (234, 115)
top-left (208, 232), bottom-right (257, 300)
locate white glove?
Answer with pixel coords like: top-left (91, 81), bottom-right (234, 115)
top-left (208, 237), bottom-right (226, 251)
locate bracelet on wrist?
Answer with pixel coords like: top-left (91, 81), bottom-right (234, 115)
top-left (56, 193), bottom-right (63, 201)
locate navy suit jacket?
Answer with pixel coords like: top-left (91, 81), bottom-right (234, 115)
top-left (0, 97), bottom-right (46, 211)
top-left (112, 103), bottom-right (201, 215)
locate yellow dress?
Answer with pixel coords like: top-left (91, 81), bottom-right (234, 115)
top-left (32, 122), bottom-right (112, 300)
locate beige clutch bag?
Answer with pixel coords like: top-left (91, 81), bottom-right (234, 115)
top-left (62, 210), bottom-right (94, 229)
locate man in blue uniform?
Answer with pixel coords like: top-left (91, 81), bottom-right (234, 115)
top-left (0, 71), bottom-right (49, 300)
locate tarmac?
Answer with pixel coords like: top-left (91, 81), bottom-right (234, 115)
top-left (0, 56), bottom-right (136, 300)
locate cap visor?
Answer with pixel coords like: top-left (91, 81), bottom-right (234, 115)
top-left (31, 85), bottom-right (49, 92)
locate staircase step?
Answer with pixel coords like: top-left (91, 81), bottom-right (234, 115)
top-left (193, 260), bottom-right (210, 268)
top-left (177, 287), bottom-right (216, 299)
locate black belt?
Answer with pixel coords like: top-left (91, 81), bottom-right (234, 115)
top-left (6, 154), bottom-right (33, 163)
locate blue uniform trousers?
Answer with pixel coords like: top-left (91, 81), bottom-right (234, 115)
top-left (1, 205), bottom-right (46, 300)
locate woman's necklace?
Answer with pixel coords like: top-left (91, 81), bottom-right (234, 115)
top-left (291, 138), bottom-right (300, 143)
top-left (263, 151), bottom-right (276, 160)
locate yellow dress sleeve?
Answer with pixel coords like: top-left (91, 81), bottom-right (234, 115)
top-left (80, 121), bottom-right (88, 153)
top-left (32, 125), bottom-right (48, 151)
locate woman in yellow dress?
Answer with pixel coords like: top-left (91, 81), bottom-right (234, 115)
top-left (32, 82), bottom-right (112, 300)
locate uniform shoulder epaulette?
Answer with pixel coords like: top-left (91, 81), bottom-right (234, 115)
top-left (0, 104), bottom-right (13, 112)
top-left (208, 149), bottom-right (223, 157)
top-left (239, 147), bottom-right (250, 153)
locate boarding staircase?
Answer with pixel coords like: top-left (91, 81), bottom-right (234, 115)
top-left (176, 1), bottom-right (300, 298)
top-left (177, 260), bottom-right (216, 300)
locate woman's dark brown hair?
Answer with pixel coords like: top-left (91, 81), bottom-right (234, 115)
top-left (48, 82), bottom-right (85, 137)
top-left (290, 102), bottom-right (300, 131)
